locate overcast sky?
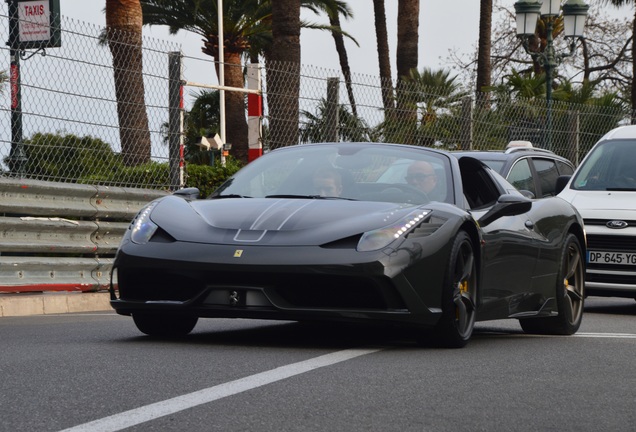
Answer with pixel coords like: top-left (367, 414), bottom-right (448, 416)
top-left (59, 0), bottom-right (632, 84)
top-left (56, 1), bottom-right (476, 78)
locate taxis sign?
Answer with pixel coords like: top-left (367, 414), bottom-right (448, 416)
top-left (10, 0), bottom-right (61, 49)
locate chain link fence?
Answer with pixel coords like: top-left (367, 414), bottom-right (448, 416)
top-left (0, 5), bottom-right (179, 189)
top-left (0, 6), bottom-right (632, 190)
top-left (282, 62), bottom-right (631, 167)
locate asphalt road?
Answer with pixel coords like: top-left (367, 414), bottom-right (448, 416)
top-left (1, 297), bottom-right (635, 432)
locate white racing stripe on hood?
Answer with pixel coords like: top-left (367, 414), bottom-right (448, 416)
top-left (249, 199), bottom-right (316, 231)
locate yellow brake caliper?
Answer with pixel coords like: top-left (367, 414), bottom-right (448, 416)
top-left (456, 280), bottom-right (469, 319)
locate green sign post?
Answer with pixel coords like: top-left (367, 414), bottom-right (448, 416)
top-left (6, 0), bottom-right (61, 173)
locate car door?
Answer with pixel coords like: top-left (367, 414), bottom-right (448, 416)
top-left (531, 157), bottom-right (561, 197)
top-left (506, 158), bottom-right (538, 198)
top-left (458, 157), bottom-right (541, 320)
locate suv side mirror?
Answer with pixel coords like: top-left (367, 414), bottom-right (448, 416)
top-left (555, 175), bottom-right (571, 195)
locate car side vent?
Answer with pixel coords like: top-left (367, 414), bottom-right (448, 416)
top-left (149, 227), bottom-right (176, 243)
top-left (406, 223), bottom-right (444, 239)
top-left (320, 234), bottom-right (363, 249)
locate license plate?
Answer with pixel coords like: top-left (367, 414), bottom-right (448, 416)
top-left (588, 251), bottom-right (636, 265)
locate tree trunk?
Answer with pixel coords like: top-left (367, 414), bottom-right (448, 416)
top-left (396, 0), bottom-right (419, 80)
top-left (329, 13), bottom-right (357, 118)
top-left (105, 0), bottom-right (151, 166)
top-left (268, 0), bottom-right (301, 148)
top-left (223, 52), bottom-right (249, 162)
top-left (476, 0), bottom-right (492, 101)
top-left (373, 0), bottom-right (394, 114)
top-left (395, 0), bottom-right (419, 144)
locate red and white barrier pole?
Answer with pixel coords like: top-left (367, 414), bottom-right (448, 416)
top-left (247, 63), bottom-right (263, 162)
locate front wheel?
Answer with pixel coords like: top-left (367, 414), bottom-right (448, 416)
top-left (520, 233), bottom-right (584, 335)
top-left (132, 313), bottom-right (198, 337)
top-left (427, 231), bottom-right (477, 348)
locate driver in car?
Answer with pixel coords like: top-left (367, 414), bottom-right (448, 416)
top-left (406, 161), bottom-right (438, 196)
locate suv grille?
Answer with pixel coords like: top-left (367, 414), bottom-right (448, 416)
top-left (586, 234), bottom-right (636, 251)
top-left (584, 219), bottom-right (636, 228)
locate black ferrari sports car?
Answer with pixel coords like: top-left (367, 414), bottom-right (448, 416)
top-left (110, 142), bottom-right (586, 348)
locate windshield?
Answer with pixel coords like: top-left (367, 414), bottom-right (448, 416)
top-left (572, 139), bottom-right (636, 191)
top-left (212, 143), bottom-right (454, 205)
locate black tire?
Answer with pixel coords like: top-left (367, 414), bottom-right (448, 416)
top-left (132, 313), bottom-right (198, 337)
top-left (519, 233), bottom-right (584, 335)
top-left (428, 231), bottom-right (477, 348)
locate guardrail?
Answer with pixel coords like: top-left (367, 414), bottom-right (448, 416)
top-left (0, 178), bottom-right (168, 293)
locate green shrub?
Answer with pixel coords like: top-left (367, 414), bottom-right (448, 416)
top-left (185, 157), bottom-right (243, 197)
top-left (15, 133), bottom-right (120, 181)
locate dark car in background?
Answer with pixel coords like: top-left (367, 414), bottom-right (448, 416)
top-left (454, 141), bottom-right (575, 199)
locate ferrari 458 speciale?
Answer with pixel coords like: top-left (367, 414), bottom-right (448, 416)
top-left (110, 142), bottom-right (586, 348)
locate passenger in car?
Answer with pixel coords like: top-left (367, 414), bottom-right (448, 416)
top-left (313, 167), bottom-right (343, 197)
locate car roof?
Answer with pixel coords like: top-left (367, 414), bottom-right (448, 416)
top-left (452, 147), bottom-right (572, 163)
top-left (599, 124), bottom-right (636, 141)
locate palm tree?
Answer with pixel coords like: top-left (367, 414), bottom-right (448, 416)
top-left (299, 99), bottom-right (371, 143)
top-left (407, 68), bottom-right (470, 125)
top-left (395, 0), bottom-right (420, 142)
top-left (140, 0), bottom-right (270, 163)
top-left (476, 0), bottom-right (492, 99)
top-left (105, 0), bottom-right (152, 166)
top-left (373, 0), bottom-right (395, 117)
top-left (184, 90), bottom-right (220, 165)
top-left (267, 0), bottom-right (301, 149)
top-left (310, 1), bottom-right (359, 117)
top-left (603, 0), bottom-right (636, 122)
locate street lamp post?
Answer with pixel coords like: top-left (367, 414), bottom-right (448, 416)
top-left (513, 0), bottom-right (589, 151)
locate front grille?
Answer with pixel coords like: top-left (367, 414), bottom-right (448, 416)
top-left (118, 268), bottom-right (405, 311)
top-left (586, 234), bottom-right (636, 251)
top-left (272, 277), bottom-right (393, 310)
top-left (584, 219), bottom-right (636, 227)
top-left (119, 271), bottom-right (205, 302)
top-left (587, 272), bottom-right (636, 285)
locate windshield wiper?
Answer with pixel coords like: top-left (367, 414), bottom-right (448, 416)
top-left (606, 188), bottom-right (636, 191)
top-left (265, 194), bottom-right (356, 200)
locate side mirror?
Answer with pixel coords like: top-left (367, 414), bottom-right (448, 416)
top-left (518, 189), bottom-right (535, 199)
top-left (173, 187), bottom-right (200, 200)
top-left (555, 175), bottom-right (571, 195)
top-left (478, 194), bottom-right (532, 227)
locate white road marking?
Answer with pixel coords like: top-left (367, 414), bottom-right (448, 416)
top-left (490, 332), bottom-right (636, 339)
top-left (575, 332), bottom-right (636, 339)
top-left (58, 347), bottom-right (381, 432)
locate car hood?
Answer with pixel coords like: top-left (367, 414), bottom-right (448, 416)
top-left (559, 189), bottom-right (636, 219)
top-left (150, 196), bottom-right (433, 246)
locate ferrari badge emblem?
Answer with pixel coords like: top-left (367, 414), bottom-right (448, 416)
top-left (234, 249), bottom-right (243, 257)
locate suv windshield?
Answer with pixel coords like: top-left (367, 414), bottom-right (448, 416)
top-left (571, 139), bottom-right (636, 191)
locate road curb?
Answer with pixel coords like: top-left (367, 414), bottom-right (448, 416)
top-left (0, 292), bottom-right (111, 317)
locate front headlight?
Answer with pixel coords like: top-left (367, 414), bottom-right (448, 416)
top-left (130, 201), bottom-right (159, 244)
top-left (357, 209), bottom-right (431, 252)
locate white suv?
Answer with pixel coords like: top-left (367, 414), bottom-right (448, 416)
top-left (557, 125), bottom-right (636, 299)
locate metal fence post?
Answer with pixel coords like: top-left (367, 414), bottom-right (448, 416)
top-left (7, 0), bottom-right (25, 174)
top-left (325, 77), bottom-right (339, 142)
top-left (567, 110), bottom-right (580, 165)
top-left (460, 96), bottom-right (473, 150)
top-left (168, 51), bottom-right (183, 190)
